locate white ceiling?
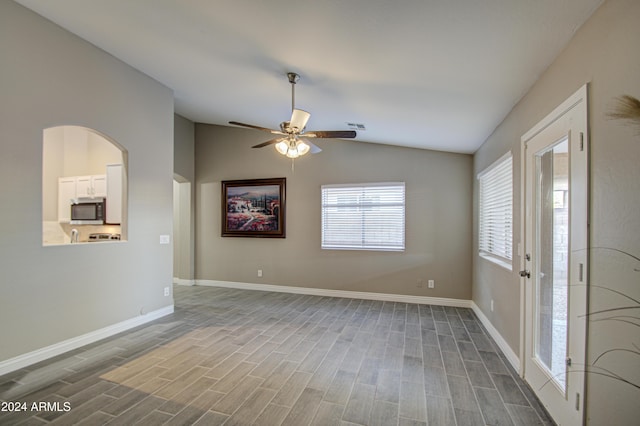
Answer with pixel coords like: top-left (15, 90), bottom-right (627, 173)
top-left (16, 0), bottom-right (603, 154)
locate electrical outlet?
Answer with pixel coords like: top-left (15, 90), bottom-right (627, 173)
top-left (258, 269), bottom-right (263, 277)
top-left (491, 299), bottom-right (494, 312)
top-left (164, 287), bottom-right (170, 297)
top-left (159, 235), bottom-right (170, 244)
top-left (417, 279), bottom-right (424, 288)
top-left (428, 280), bottom-right (435, 289)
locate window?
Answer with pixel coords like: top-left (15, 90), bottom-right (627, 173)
top-left (321, 182), bottom-right (405, 251)
top-left (478, 152), bottom-right (513, 268)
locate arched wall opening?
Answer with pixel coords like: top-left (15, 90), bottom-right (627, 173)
top-left (42, 125), bottom-right (128, 245)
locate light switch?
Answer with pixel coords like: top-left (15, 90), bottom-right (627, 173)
top-left (160, 235), bottom-right (170, 244)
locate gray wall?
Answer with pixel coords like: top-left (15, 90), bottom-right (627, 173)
top-left (174, 114), bottom-right (195, 184)
top-left (0, 1), bottom-right (174, 361)
top-left (196, 124), bottom-right (473, 299)
top-left (472, 0), bottom-right (640, 422)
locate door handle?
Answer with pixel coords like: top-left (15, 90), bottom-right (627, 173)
top-left (519, 270), bottom-right (531, 278)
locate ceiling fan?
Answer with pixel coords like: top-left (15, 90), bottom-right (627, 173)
top-left (229, 72), bottom-right (357, 159)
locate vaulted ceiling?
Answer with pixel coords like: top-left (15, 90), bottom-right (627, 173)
top-left (16, 0), bottom-right (603, 153)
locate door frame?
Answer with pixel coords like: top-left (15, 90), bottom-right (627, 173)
top-left (519, 84), bottom-right (589, 424)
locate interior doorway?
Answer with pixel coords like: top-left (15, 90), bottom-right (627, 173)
top-left (520, 85), bottom-right (589, 425)
top-left (173, 174), bottom-right (194, 285)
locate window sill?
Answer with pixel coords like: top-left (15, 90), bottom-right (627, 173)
top-left (479, 252), bottom-right (512, 271)
top-left (322, 246), bottom-right (405, 252)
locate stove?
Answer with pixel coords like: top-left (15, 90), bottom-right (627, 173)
top-left (88, 233), bottom-right (121, 242)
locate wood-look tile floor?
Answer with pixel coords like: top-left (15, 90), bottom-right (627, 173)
top-left (0, 285), bottom-right (554, 425)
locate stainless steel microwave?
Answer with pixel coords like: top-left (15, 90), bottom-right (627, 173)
top-left (70, 198), bottom-right (105, 225)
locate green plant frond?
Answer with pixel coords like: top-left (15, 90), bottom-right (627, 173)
top-left (608, 94), bottom-right (640, 121)
top-left (593, 347), bottom-right (640, 365)
top-left (590, 316), bottom-right (640, 328)
top-left (538, 364), bottom-right (640, 391)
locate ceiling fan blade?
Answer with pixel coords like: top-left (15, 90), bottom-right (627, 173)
top-left (307, 140), bottom-right (322, 154)
top-left (304, 130), bottom-right (357, 139)
top-left (299, 138), bottom-right (322, 154)
top-left (252, 137), bottom-right (285, 148)
top-left (290, 109), bottom-right (310, 132)
top-left (229, 121), bottom-right (285, 135)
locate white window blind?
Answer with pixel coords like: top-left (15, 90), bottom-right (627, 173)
top-left (321, 183), bottom-right (405, 251)
top-left (478, 153), bottom-right (513, 267)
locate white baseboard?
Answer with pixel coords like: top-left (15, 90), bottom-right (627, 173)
top-left (195, 279), bottom-right (472, 308)
top-left (471, 301), bottom-right (520, 372)
top-left (0, 304), bottom-right (174, 376)
top-left (173, 278), bottom-right (195, 286)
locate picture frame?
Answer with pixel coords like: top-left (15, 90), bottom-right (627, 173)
top-left (221, 177), bottom-right (286, 238)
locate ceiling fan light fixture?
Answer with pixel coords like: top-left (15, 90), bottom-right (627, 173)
top-left (275, 140), bottom-right (289, 155)
top-left (285, 146), bottom-right (300, 159)
top-left (296, 140), bottom-right (310, 156)
top-left (275, 138), bottom-right (310, 159)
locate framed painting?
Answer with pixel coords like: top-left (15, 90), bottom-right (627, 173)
top-left (221, 177), bottom-right (286, 238)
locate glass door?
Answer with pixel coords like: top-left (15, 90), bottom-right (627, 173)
top-left (522, 85), bottom-right (588, 426)
top-left (534, 138), bottom-right (569, 393)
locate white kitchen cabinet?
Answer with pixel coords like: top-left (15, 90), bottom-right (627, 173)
top-left (92, 175), bottom-right (107, 197)
top-left (57, 173), bottom-right (109, 222)
top-left (106, 164), bottom-right (124, 224)
top-left (57, 177), bottom-right (77, 223)
top-left (76, 174), bottom-right (106, 198)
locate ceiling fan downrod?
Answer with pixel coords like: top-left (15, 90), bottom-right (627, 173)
top-left (287, 72), bottom-right (299, 112)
